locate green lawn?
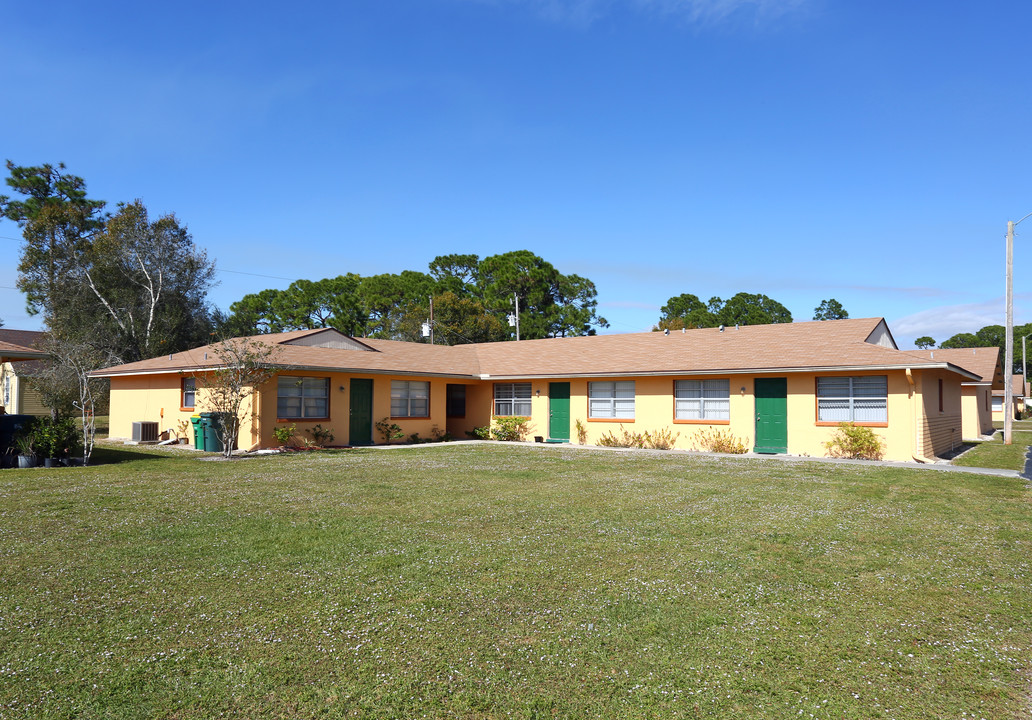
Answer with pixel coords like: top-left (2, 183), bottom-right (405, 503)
top-left (953, 430), bottom-right (1032, 470)
top-left (1, 444), bottom-right (1030, 719)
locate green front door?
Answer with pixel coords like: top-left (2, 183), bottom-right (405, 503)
top-left (754, 377), bottom-right (788, 454)
top-left (548, 382), bottom-right (570, 441)
top-left (349, 378), bottom-right (373, 446)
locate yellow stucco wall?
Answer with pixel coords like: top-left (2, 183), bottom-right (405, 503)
top-left (961, 386), bottom-right (993, 439)
top-left (483, 370), bottom-right (949, 462)
top-left (109, 367), bottom-right (966, 462)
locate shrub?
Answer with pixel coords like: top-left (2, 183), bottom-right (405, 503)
top-left (305, 424), bottom-right (335, 447)
top-left (375, 418), bottom-right (405, 445)
top-left (691, 428), bottom-right (748, 454)
top-left (642, 428), bottom-right (680, 450)
top-left (31, 417), bottom-right (79, 459)
top-left (575, 419), bottom-right (588, 444)
top-left (466, 426), bottom-right (491, 440)
top-left (491, 416), bottom-right (531, 442)
top-left (824, 422), bottom-right (884, 460)
top-left (273, 423), bottom-right (298, 446)
top-left (597, 425), bottom-right (680, 450)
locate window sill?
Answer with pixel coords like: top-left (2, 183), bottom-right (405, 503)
top-left (390, 416), bottom-right (429, 420)
top-left (673, 419), bottom-right (730, 425)
top-left (815, 421), bottom-right (888, 428)
top-left (277, 417), bottom-right (331, 423)
top-left (587, 418), bottom-right (635, 423)
top-left (180, 406), bottom-right (195, 413)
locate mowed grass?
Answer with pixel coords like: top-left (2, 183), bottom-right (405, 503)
top-left (953, 429), bottom-right (1032, 471)
top-left (1, 445), bottom-right (1030, 719)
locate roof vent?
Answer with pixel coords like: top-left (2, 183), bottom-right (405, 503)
top-left (664, 329), bottom-right (670, 336)
top-left (736, 324), bottom-right (739, 330)
top-left (718, 325), bottom-right (725, 332)
top-left (930, 351), bottom-right (934, 359)
top-left (681, 327), bottom-right (685, 334)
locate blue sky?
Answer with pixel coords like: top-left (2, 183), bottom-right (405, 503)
top-left (3, 0), bottom-right (1031, 348)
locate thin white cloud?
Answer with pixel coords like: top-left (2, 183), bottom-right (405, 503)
top-left (463, 0), bottom-right (807, 26)
top-left (890, 295), bottom-right (1032, 343)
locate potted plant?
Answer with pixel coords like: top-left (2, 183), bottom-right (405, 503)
top-left (14, 425), bottom-right (37, 469)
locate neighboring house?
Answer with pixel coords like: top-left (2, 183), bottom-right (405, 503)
top-left (909, 347), bottom-right (1002, 439)
top-left (991, 374), bottom-right (1028, 422)
top-left (0, 330), bottom-right (50, 416)
top-left (95, 317), bottom-right (983, 463)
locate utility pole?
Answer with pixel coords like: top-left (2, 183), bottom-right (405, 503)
top-left (1006, 220), bottom-right (1014, 444)
top-left (1004, 212), bottom-right (1032, 444)
top-left (429, 295), bottom-right (434, 345)
top-left (507, 294), bottom-right (520, 341)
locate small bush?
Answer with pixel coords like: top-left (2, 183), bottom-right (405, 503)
top-left (466, 426), bottom-right (491, 440)
top-left (491, 416), bottom-right (532, 441)
top-left (642, 428), bottom-right (680, 450)
top-left (597, 425), bottom-right (680, 450)
top-left (691, 428), bottom-right (748, 454)
top-left (575, 419), bottom-right (588, 445)
top-left (305, 424), bottom-right (334, 447)
top-left (273, 423), bottom-right (298, 446)
top-left (375, 418), bottom-right (405, 445)
top-left (824, 422), bottom-right (884, 460)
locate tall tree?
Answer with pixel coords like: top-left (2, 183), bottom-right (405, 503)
top-left (477, 250), bottom-right (607, 339)
top-left (715, 293), bottom-right (793, 326)
top-left (813, 299), bottom-right (849, 321)
top-left (399, 292), bottom-right (509, 344)
top-left (656, 293), bottom-right (717, 331)
top-left (428, 253), bottom-right (480, 297)
top-left (77, 200), bottom-right (216, 361)
top-left (359, 271), bottom-right (437, 339)
top-left (4, 163), bottom-right (216, 364)
top-left (914, 336), bottom-right (936, 349)
top-left (2, 161), bottom-right (107, 320)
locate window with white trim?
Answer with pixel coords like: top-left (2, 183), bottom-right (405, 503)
top-left (391, 380), bottom-right (429, 417)
top-left (494, 383), bottom-right (532, 416)
top-left (277, 376), bottom-right (329, 419)
top-left (675, 379), bottom-right (730, 420)
top-left (817, 375), bottom-right (887, 423)
top-left (992, 396), bottom-right (1003, 412)
top-left (589, 381), bottom-right (635, 419)
top-left (181, 377), bottom-right (196, 410)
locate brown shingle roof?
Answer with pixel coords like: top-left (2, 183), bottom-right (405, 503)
top-left (91, 318), bottom-right (980, 381)
top-left (0, 339), bottom-right (48, 362)
top-left (908, 347), bottom-right (1003, 387)
top-left (0, 329), bottom-right (45, 348)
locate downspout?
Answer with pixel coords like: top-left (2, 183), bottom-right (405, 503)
top-left (907, 368), bottom-right (933, 463)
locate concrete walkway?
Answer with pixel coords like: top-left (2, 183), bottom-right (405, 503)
top-left (346, 439), bottom-right (1030, 480)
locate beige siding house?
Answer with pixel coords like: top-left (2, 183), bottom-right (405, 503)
top-left (910, 347), bottom-right (1001, 440)
top-left (0, 331), bottom-right (50, 416)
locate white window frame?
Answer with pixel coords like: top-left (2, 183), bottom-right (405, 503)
top-left (277, 376), bottom-right (329, 419)
top-left (589, 380), bottom-right (635, 419)
top-left (817, 375), bottom-right (888, 424)
top-left (675, 379), bottom-right (730, 421)
top-left (991, 396), bottom-right (1003, 412)
top-left (494, 383), bottom-right (532, 417)
top-left (181, 377), bottom-right (196, 410)
top-left (391, 380), bottom-right (430, 418)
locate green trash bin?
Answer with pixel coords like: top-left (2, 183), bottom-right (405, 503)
top-left (190, 415), bottom-right (204, 450)
top-left (200, 412), bottom-right (223, 453)
top-left (201, 412), bottom-right (236, 453)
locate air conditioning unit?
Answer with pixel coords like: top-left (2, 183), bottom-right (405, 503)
top-left (131, 421), bottom-right (159, 444)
